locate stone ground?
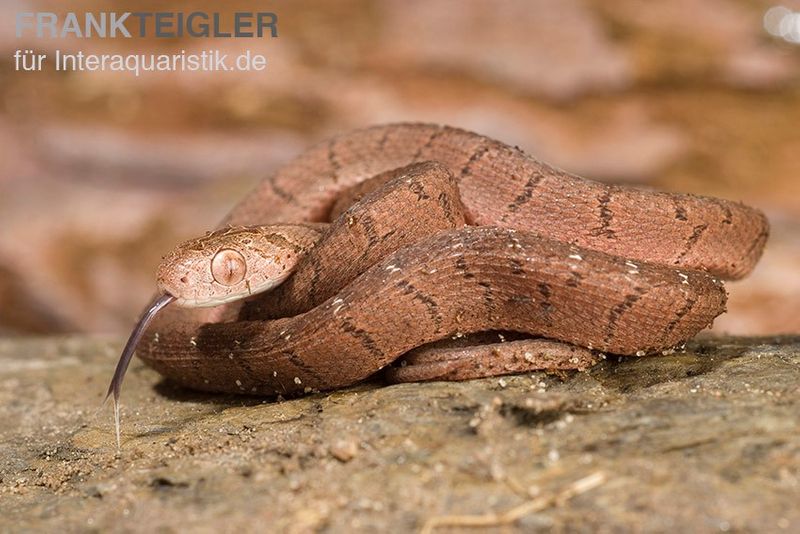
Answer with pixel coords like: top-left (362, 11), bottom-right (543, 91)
top-left (0, 336), bottom-right (798, 533)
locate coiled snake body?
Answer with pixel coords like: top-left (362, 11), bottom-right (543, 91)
top-left (109, 123), bottom-right (768, 410)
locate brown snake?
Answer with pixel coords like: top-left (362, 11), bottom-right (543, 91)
top-left (106, 123), bottom-right (768, 443)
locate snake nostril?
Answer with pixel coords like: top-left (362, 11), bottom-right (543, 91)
top-left (180, 276), bottom-right (188, 284)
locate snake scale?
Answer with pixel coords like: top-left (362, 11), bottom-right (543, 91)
top-left (108, 123), bottom-right (769, 414)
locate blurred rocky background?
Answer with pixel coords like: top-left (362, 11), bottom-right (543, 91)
top-left (1, 0), bottom-right (798, 337)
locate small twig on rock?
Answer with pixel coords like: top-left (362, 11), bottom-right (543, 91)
top-left (419, 471), bottom-right (606, 534)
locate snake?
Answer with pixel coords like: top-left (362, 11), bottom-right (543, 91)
top-left (105, 123), bottom-right (768, 444)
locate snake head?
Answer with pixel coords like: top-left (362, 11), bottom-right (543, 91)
top-left (108, 224), bottom-right (320, 446)
top-left (156, 226), bottom-right (298, 307)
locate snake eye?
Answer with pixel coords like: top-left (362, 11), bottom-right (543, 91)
top-left (211, 249), bottom-right (247, 286)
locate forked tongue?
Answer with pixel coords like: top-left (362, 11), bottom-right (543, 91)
top-left (104, 293), bottom-right (175, 448)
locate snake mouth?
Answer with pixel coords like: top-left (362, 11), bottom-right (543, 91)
top-left (104, 292), bottom-right (176, 447)
top-left (173, 290), bottom-right (257, 308)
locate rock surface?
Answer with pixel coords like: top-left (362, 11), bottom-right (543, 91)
top-left (0, 335), bottom-right (798, 532)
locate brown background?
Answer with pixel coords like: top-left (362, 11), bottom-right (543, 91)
top-left (1, 0), bottom-right (798, 337)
